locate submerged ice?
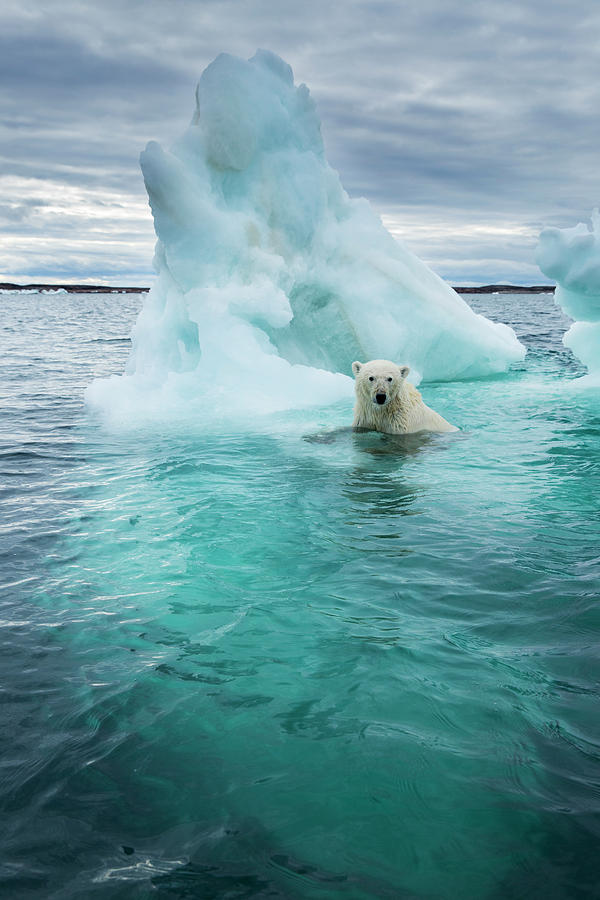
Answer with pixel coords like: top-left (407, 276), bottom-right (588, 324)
top-left (87, 50), bottom-right (524, 421)
top-left (537, 210), bottom-right (600, 382)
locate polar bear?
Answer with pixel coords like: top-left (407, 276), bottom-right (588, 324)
top-left (352, 359), bottom-right (457, 434)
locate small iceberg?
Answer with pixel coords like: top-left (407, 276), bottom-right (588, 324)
top-left (537, 209), bottom-right (600, 383)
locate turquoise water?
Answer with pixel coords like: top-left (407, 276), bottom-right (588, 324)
top-left (1, 290), bottom-right (600, 898)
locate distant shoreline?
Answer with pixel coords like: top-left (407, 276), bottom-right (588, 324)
top-left (455, 284), bottom-right (555, 294)
top-left (0, 282), bottom-right (556, 295)
top-left (0, 283), bottom-right (150, 294)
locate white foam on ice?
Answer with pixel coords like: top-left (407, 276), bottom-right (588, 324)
top-left (86, 50), bottom-right (524, 426)
top-left (537, 209), bottom-right (600, 383)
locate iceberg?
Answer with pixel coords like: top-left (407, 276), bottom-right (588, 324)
top-left (536, 210), bottom-right (600, 381)
top-left (87, 50), bottom-right (524, 422)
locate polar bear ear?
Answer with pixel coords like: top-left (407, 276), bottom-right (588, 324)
top-left (352, 361), bottom-right (363, 376)
top-left (399, 365), bottom-right (410, 379)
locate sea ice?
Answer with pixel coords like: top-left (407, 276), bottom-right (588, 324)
top-left (87, 50), bottom-right (524, 423)
top-left (536, 209), bottom-right (600, 381)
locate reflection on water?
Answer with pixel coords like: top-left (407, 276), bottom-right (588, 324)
top-left (343, 468), bottom-right (420, 520)
top-left (304, 424), bottom-right (457, 455)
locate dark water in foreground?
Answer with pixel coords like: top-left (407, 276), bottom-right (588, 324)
top-left (1, 290), bottom-right (599, 899)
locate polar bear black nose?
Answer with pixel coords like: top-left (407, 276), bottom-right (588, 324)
top-left (375, 393), bottom-right (387, 405)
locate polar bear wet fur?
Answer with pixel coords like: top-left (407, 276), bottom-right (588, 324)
top-left (352, 359), bottom-right (457, 434)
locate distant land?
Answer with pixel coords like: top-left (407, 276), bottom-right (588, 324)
top-left (0, 283), bottom-right (149, 293)
top-left (455, 284), bottom-right (555, 294)
top-left (0, 282), bottom-right (556, 294)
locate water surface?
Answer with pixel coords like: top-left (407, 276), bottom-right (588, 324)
top-left (1, 290), bottom-right (599, 898)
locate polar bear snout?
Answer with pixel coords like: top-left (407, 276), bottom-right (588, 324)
top-left (375, 392), bottom-right (388, 405)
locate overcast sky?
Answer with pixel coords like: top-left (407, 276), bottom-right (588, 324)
top-left (2, 0), bottom-right (599, 286)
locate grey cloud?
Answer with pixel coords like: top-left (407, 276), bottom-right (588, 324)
top-left (0, 203), bottom-right (36, 224)
top-left (2, 0), bottom-right (600, 283)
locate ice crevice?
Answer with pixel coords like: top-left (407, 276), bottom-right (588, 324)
top-left (86, 49), bottom-right (525, 423)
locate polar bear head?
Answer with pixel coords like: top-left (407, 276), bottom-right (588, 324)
top-left (352, 359), bottom-right (410, 409)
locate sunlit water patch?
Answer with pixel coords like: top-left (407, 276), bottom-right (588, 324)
top-left (1, 291), bottom-right (600, 898)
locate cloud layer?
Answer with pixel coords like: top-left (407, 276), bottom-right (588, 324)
top-left (2, 0), bottom-right (600, 285)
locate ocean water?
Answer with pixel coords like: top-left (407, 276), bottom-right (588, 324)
top-left (1, 289), bottom-right (599, 899)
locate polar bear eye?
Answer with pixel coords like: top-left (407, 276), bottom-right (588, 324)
top-left (387, 377), bottom-right (392, 382)
top-left (368, 376), bottom-right (374, 382)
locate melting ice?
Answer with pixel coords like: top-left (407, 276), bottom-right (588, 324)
top-left (537, 210), bottom-right (600, 382)
top-left (87, 50), bottom-right (524, 423)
